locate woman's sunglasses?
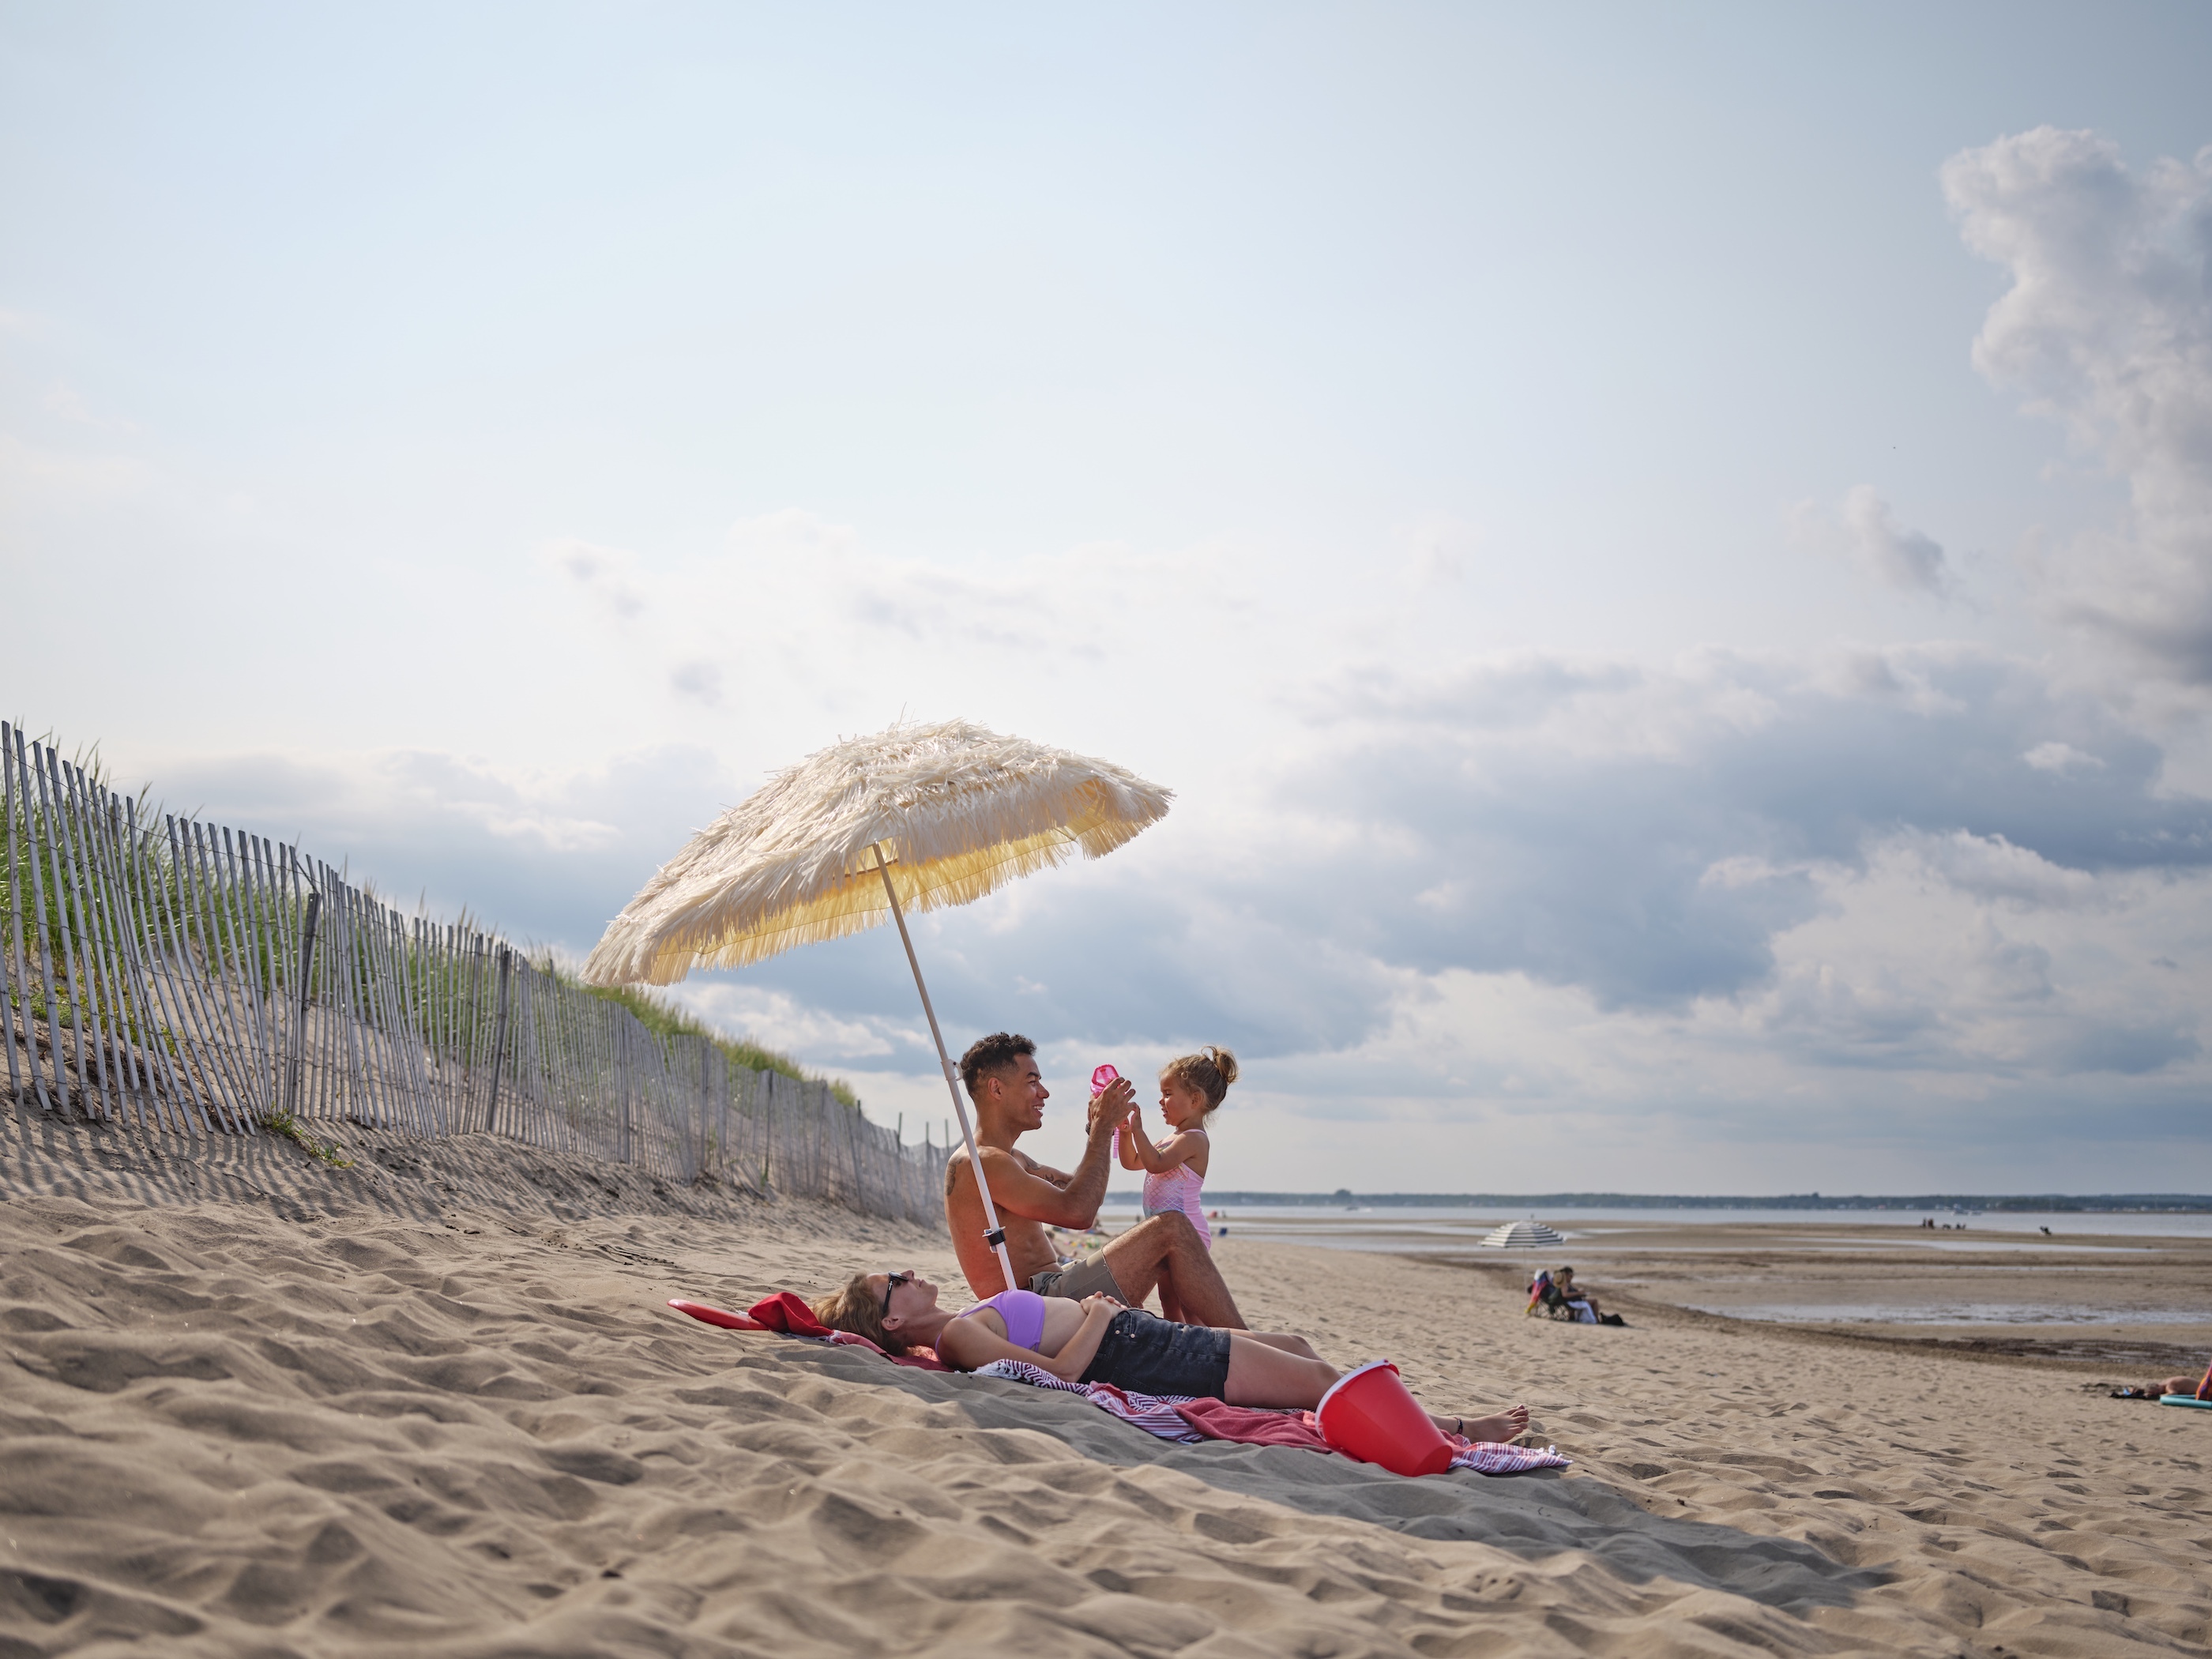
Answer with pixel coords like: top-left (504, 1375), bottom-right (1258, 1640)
top-left (880, 1270), bottom-right (915, 1320)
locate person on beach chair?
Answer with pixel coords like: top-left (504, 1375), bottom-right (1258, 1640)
top-left (812, 1268), bottom-right (1530, 1444)
top-left (1526, 1267), bottom-right (1622, 1326)
top-left (943, 1033), bottom-right (1246, 1327)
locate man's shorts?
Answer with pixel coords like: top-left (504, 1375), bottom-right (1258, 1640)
top-left (1028, 1251), bottom-right (1123, 1302)
top-left (1078, 1308), bottom-right (1232, 1399)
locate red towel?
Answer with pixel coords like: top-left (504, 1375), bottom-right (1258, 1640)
top-left (743, 1290), bottom-right (832, 1336)
top-left (1174, 1396), bottom-right (1334, 1450)
top-left (668, 1295), bottom-right (948, 1371)
top-left (668, 1297), bottom-right (767, 1331)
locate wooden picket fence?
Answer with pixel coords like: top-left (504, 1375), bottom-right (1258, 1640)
top-left (0, 722), bottom-right (949, 1224)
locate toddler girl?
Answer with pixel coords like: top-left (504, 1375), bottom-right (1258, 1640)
top-left (1117, 1046), bottom-right (1236, 1322)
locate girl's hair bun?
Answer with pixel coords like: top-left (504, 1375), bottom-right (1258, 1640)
top-left (1162, 1045), bottom-right (1238, 1111)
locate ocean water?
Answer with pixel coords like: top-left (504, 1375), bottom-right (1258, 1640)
top-left (1690, 1302), bottom-right (2212, 1327)
top-left (1095, 1201), bottom-right (2212, 1250)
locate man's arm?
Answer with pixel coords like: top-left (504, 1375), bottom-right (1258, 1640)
top-left (980, 1077), bottom-right (1132, 1228)
top-left (978, 1141), bottom-right (1113, 1228)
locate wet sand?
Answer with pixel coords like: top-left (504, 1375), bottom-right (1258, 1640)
top-left (4, 1104), bottom-right (2208, 1657)
top-left (1213, 1211), bottom-right (2212, 1375)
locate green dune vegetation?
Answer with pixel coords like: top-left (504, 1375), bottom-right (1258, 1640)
top-left (581, 980), bottom-right (861, 1109)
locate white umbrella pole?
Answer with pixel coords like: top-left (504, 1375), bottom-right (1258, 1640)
top-left (871, 845), bottom-right (1018, 1292)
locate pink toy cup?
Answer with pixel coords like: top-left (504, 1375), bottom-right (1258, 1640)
top-left (1093, 1064), bottom-right (1127, 1155)
top-left (1315, 1360), bottom-right (1455, 1477)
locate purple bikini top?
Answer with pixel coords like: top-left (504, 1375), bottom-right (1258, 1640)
top-left (957, 1288), bottom-right (1047, 1351)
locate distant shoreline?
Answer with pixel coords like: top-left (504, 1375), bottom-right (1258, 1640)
top-left (1100, 1191), bottom-right (2212, 1213)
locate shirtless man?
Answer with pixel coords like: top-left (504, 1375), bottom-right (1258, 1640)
top-left (944, 1032), bottom-right (1246, 1329)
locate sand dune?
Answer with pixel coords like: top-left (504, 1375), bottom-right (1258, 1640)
top-left (3, 1104), bottom-right (2206, 1657)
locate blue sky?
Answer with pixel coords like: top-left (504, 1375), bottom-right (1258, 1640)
top-left (5, 2), bottom-right (2210, 1190)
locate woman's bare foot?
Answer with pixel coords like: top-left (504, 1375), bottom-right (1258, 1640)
top-left (1448, 1405), bottom-right (1531, 1443)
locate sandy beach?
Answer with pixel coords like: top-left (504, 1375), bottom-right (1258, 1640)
top-left (4, 1105), bottom-right (2207, 1657)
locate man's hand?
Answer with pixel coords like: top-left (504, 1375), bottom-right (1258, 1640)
top-left (1086, 1076), bottom-right (1135, 1138)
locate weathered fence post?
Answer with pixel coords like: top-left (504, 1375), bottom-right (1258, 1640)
top-left (484, 945), bottom-right (511, 1134)
top-left (0, 723), bottom-right (24, 1108)
top-left (621, 1020), bottom-right (634, 1165)
top-left (284, 889), bottom-right (321, 1119)
top-left (760, 1073), bottom-right (774, 1192)
top-left (844, 1098), bottom-right (863, 1209)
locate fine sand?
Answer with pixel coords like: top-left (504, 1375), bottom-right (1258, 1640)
top-left (3, 1106), bottom-right (2207, 1657)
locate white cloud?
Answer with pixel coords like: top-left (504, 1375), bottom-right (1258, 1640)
top-left (672, 981), bottom-right (908, 1066)
top-left (1944, 126), bottom-right (2212, 685)
top-left (544, 536), bottom-right (645, 618)
top-left (1793, 487), bottom-right (1953, 595)
top-left (2022, 739), bottom-right (2104, 774)
top-left (668, 660), bottom-right (723, 705)
top-left (1903, 829), bottom-right (2101, 909)
top-left (1841, 485), bottom-right (1951, 593)
top-left (1406, 513), bottom-right (1478, 587)
top-left (0, 431), bottom-right (154, 503)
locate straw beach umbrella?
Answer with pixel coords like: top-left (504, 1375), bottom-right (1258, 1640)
top-left (582, 718), bottom-right (1172, 1288)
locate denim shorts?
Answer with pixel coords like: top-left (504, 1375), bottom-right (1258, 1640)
top-left (1078, 1308), bottom-right (1232, 1399)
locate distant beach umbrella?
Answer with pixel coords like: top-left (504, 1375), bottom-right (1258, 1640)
top-left (582, 718), bottom-right (1172, 1288)
top-left (1480, 1221), bottom-right (1566, 1249)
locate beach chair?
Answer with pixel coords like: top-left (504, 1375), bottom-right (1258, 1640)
top-left (1525, 1273), bottom-right (1578, 1321)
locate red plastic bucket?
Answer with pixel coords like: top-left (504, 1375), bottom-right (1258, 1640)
top-left (1315, 1360), bottom-right (1455, 1477)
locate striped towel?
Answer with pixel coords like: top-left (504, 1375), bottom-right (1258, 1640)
top-left (976, 1359), bottom-right (1208, 1441)
top-left (975, 1360), bottom-right (1571, 1475)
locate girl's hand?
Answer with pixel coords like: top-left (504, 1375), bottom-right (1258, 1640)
top-left (1081, 1292), bottom-right (1124, 1315)
top-left (1086, 1077), bottom-right (1136, 1138)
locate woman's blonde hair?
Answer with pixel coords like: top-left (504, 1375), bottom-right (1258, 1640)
top-left (811, 1272), bottom-right (910, 1354)
top-left (1161, 1044), bottom-right (1239, 1124)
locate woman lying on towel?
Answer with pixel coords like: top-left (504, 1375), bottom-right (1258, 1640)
top-left (813, 1270), bottom-right (1530, 1444)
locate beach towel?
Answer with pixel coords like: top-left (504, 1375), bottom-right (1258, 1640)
top-left (974, 1359), bottom-right (1571, 1474)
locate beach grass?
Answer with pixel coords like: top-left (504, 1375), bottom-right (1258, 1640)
top-left (581, 980), bottom-right (862, 1108)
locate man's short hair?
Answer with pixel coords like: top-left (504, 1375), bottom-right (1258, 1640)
top-left (960, 1032), bottom-right (1036, 1097)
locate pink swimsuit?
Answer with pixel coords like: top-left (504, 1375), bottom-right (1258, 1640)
top-left (1141, 1127), bottom-right (1210, 1250)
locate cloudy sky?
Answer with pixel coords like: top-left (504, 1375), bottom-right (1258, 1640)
top-left (6, 3), bottom-right (2210, 1192)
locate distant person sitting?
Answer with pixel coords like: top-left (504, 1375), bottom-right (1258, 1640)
top-left (1527, 1266), bottom-right (1621, 1326)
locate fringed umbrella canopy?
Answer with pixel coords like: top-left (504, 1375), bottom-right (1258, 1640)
top-left (582, 719), bottom-right (1172, 988)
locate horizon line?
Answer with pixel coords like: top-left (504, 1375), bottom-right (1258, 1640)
top-left (1093, 1190), bottom-right (2212, 1209)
